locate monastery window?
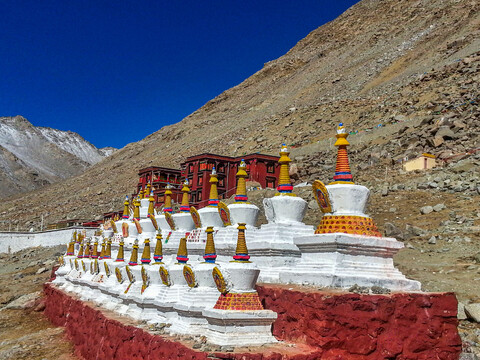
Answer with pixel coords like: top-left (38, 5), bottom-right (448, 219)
top-left (267, 179), bottom-right (275, 189)
top-left (192, 193), bottom-right (196, 203)
top-left (189, 164), bottom-right (194, 173)
top-left (218, 163), bottom-right (225, 173)
top-left (267, 163), bottom-right (275, 173)
top-left (158, 195), bottom-right (165, 203)
top-left (208, 162), bottom-right (214, 171)
top-left (199, 161), bottom-right (208, 171)
top-left (218, 178), bottom-right (225, 187)
top-left (197, 175), bottom-right (203, 186)
top-left (197, 192), bottom-right (202, 201)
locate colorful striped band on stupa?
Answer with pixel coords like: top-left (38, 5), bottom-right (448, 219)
top-left (176, 237), bottom-right (189, 264)
top-left (203, 226), bottom-right (217, 263)
top-left (141, 238), bottom-right (151, 264)
top-left (153, 232), bottom-right (163, 263)
top-left (128, 240), bottom-right (139, 266)
top-left (315, 215), bottom-right (381, 237)
top-left (234, 159), bottom-right (248, 202)
top-left (180, 179), bottom-right (190, 212)
top-left (213, 292), bottom-right (264, 311)
top-left (208, 167), bottom-right (219, 207)
top-left (133, 196), bottom-right (141, 221)
top-left (275, 144), bottom-right (295, 196)
top-left (122, 195), bottom-right (130, 219)
top-left (147, 189), bottom-right (155, 218)
top-left (331, 123), bottom-right (354, 184)
top-left (232, 223), bottom-right (250, 262)
top-left (116, 240), bottom-right (125, 262)
top-left (163, 183), bottom-right (173, 213)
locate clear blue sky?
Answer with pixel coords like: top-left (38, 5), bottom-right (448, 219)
top-left (1, 1), bottom-right (359, 149)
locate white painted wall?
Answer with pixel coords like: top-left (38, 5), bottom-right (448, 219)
top-left (0, 227), bottom-right (96, 254)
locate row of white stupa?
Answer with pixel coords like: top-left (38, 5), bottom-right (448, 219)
top-left (54, 124), bottom-right (421, 347)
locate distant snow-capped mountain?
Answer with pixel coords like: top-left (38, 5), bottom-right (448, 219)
top-left (0, 116), bottom-right (116, 199)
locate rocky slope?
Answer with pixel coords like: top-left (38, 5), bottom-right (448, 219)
top-left (0, 116), bottom-right (116, 199)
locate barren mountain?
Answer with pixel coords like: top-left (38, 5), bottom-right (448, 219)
top-left (0, 116), bottom-right (115, 199)
top-left (0, 0), bottom-right (478, 230)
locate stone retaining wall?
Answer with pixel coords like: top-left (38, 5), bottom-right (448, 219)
top-left (44, 283), bottom-right (461, 359)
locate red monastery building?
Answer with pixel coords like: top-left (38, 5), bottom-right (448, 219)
top-left (134, 153), bottom-right (280, 210)
top-left (181, 153), bottom-right (280, 208)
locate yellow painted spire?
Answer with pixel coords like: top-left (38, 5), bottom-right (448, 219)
top-left (330, 123), bottom-right (354, 184)
top-left (122, 195), bottom-right (130, 219)
top-left (139, 186), bottom-right (145, 200)
top-left (72, 230), bottom-right (77, 243)
top-left (179, 179), bottom-right (190, 212)
top-left (203, 226), bottom-right (217, 263)
top-left (76, 241), bottom-right (84, 258)
top-left (233, 223), bottom-right (250, 262)
top-left (84, 239), bottom-right (91, 258)
top-left (147, 190), bottom-right (155, 217)
top-left (92, 238), bottom-right (99, 259)
top-left (66, 238), bottom-right (75, 256)
top-left (116, 239), bottom-right (125, 262)
top-left (234, 159), bottom-right (248, 202)
top-left (145, 182), bottom-right (151, 197)
top-left (275, 144), bottom-right (295, 196)
top-left (141, 238), bottom-right (151, 264)
top-left (176, 237), bottom-right (189, 264)
top-left (163, 183), bottom-right (173, 213)
top-left (208, 167), bottom-right (219, 207)
top-left (104, 238), bottom-right (112, 259)
top-left (128, 240), bottom-right (139, 266)
top-left (153, 231), bottom-right (163, 263)
top-left (133, 196), bottom-right (141, 220)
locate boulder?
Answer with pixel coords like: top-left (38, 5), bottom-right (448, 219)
top-left (433, 203), bottom-right (446, 212)
top-left (465, 303), bottom-right (480, 323)
top-left (420, 206), bottom-right (434, 214)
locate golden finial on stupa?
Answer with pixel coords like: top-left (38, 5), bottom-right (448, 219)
top-left (128, 239), bottom-right (139, 266)
top-left (176, 237), bottom-right (189, 264)
top-left (275, 144), bottom-right (296, 196)
top-left (179, 179), bottom-right (190, 212)
top-left (91, 238), bottom-right (99, 259)
top-left (76, 240), bottom-right (84, 258)
top-left (66, 238), bottom-right (75, 256)
top-left (330, 123), bottom-right (354, 184)
top-left (208, 167), bottom-right (219, 207)
top-left (72, 230), bottom-right (77, 243)
top-left (145, 182), bottom-right (151, 197)
top-left (84, 239), bottom-right (91, 258)
top-left (153, 231), bottom-right (163, 263)
top-left (233, 223), bottom-right (250, 262)
top-left (147, 190), bottom-right (155, 217)
top-left (104, 238), bottom-right (112, 259)
top-left (133, 196), bottom-right (141, 220)
top-left (163, 183), bottom-right (173, 213)
top-left (122, 195), bottom-right (130, 219)
top-left (141, 238), bottom-right (151, 264)
top-left (234, 159), bottom-right (248, 202)
top-left (116, 239), bottom-right (125, 262)
top-left (203, 226), bottom-right (217, 263)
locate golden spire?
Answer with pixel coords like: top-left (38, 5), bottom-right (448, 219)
top-left (145, 182), bottom-right (151, 197)
top-left (203, 226), bottom-right (217, 263)
top-left (115, 239), bottom-right (125, 262)
top-left (76, 240), bottom-right (84, 258)
top-left (176, 237), bottom-right (189, 264)
top-left (163, 183), bottom-right (173, 213)
top-left (133, 196), bottom-right (141, 220)
top-left (72, 230), bottom-right (77, 243)
top-left (128, 240), bottom-right (139, 266)
top-left (180, 179), bottom-right (190, 212)
top-left (208, 167), bottom-right (219, 207)
top-left (330, 123), bottom-right (354, 184)
top-left (104, 238), bottom-right (112, 259)
top-left (141, 238), bottom-right (151, 264)
top-left (66, 238), bottom-right (75, 256)
top-left (122, 195), bottom-right (130, 219)
top-left (84, 239), bottom-right (91, 258)
top-left (234, 159), bottom-right (248, 202)
top-left (275, 144), bottom-right (295, 196)
top-left (233, 223), bottom-right (250, 262)
top-left (139, 186), bottom-right (145, 200)
top-left (153, 231), bottom-right (163, 263)
top-left (147, 190), bottom-right (155, 217)
top-left (91, 238), bottom-right (99, 259)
